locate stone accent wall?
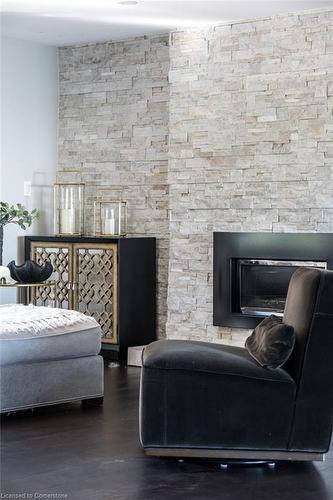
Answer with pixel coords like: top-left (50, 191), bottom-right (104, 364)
top-left (166, 9), bottom-right (333, 345)
top-left (58, 9), bottom-right (333, 345)
top-left (58, 35), bottom-right (170, 337)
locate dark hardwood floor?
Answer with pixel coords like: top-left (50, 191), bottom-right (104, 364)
top-left (1, 362), bottom-right (333, 500)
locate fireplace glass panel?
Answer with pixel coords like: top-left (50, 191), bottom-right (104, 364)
top-left (238, 259), bottom-right (326, 317)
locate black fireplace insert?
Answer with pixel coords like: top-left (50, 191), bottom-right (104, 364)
top-left (213, 232), bottom-right (333, 329)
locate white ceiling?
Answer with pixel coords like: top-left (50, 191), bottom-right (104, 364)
top-left (1, 0), bottom-right (332, 47)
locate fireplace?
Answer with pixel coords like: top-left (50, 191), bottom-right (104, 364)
top-left (213, 233), bottom-right (333, 329)
top-left (236, 258), bottom-right (326, 317)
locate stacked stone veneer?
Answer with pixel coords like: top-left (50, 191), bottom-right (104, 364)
top-left (58, 35), bottom-right (170, 337)
top-left (167, 9), bottom-right (333, 345)
top-left (58, 9), bottom-right (333, 345)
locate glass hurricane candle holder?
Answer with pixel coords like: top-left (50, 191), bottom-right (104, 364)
top-left (54, 183), bottom-right (84, 236)
top-left (94, 201), bottom-right (127, 237)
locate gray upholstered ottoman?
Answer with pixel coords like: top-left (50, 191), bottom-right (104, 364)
top-left (0, 305), bottom-right (104, 412)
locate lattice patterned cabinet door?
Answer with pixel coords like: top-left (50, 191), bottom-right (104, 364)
top-left (73, 243), bottom-right (118, 344)
top-left (30, 243), bottom-right (73, 308)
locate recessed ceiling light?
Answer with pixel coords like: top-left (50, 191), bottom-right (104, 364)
top-left (118, 1), bottom-right (138, 5)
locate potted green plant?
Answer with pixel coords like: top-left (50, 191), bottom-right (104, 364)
top-left (0, 202), bottom-right (39, 266)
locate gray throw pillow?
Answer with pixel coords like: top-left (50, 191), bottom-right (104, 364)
top-left (245, 315), bottom-right (295, 369)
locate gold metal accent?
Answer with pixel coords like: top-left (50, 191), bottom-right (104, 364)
top-left (53, 182), bottom-right (85, 186)
top-left (54, 180), bottom-right (85, 236)
top-left (30, 241), bottom-right (118, 344)
top-left (30, 243), bottom-right (73, 309)
top-left (55, 169), bottom-right (83, 183)
top-left (93, 200), bottom-right (127, 237)
top-left (0, 281), bottom-right (55, 287)
top-left (73, 243), bottom-right (118, 344)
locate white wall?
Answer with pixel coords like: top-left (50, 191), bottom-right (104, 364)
top-left (0, 37), bottom-right (58, 260)
top-left (0, 37), bottom-right (58, 302)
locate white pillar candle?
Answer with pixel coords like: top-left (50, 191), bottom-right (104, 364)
top-left (60, 208), bottom-right (76, 234)
top-left (103, 208), bottom-right (115, 234)
top-left (104, 218), bottom-right (115, 235)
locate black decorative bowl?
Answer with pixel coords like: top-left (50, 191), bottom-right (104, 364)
top-left (8, 260), bottom-right (53, 283)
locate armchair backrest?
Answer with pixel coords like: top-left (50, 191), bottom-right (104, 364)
top-left (283, 267), bottom-right (333, 452)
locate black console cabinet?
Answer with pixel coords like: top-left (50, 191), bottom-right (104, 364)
top-left (25, 236), bottom-right (156, 360)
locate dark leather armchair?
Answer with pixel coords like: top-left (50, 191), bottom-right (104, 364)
top-left (139, 267), bottom-right (333, 461)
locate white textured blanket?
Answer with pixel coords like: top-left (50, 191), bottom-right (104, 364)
top-left (0, 304), bottom-right (100, 339)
